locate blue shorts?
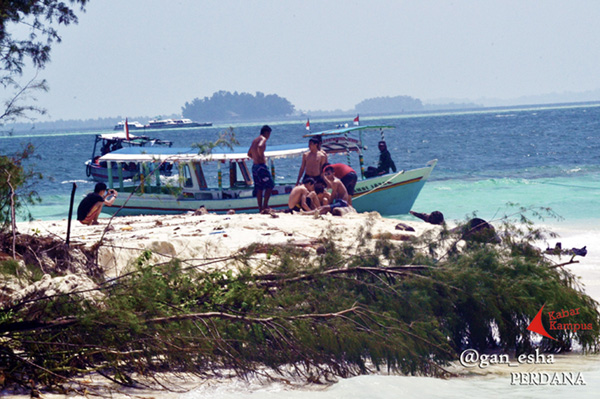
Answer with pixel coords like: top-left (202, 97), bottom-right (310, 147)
top-left (252, 163), bottom-right (275, 191)
top-left (330, 199), bottom-right (348, 211)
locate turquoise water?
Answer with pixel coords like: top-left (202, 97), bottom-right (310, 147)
top-left (413, 173), bottom-right (600, 223)
top-left (3, 102), bottom-right (600, 223)
top-left (3, 103), bottom-right (600, 398)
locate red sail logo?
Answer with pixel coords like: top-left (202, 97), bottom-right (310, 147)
top-left (527, 305), bottom-right (557, 341)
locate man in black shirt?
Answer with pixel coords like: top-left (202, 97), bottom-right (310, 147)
top-left (76, 182), bottom-right (117, 225)
top-left (365, 141), bottom-right (397, 178)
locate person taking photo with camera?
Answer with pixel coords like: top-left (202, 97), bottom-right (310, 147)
top-left (77, 182), bottom-right (117, 225)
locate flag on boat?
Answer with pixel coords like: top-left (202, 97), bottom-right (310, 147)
top-left (124, 118), bottom-right (130, 140)
top-left (305, 119), bottom-right (310, 131)
top-left (353, 115), bottom-right (360, 126)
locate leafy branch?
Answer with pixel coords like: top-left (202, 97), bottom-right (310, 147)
top-left (1, 209), bottom-right (598, 394)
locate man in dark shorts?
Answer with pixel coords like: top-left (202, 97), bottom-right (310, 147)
top-left (76, 182), bottom-right (117, 225)
top-left (325, 163), bottom-right (358, 205)
top-left (296, 137), bottom-right (328, 185)
top-left (247, 125), bottom-right (275, 211)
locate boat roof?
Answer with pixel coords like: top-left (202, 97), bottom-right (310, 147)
top-left (303, 125), bottom-right (395, 138)
top-left (99, 140), bottom-right (363, 163)
top-left (99, 144), bottom-right (309, 163)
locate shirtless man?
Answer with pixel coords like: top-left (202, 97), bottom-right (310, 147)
top-left (287, 177), bottom-right (316, 212)
top-left (311, 182), bottom-right (328, 208)
top-left (317, 165), bottom-right (351, 215)
top-left (247, 125), bottom-right (274, 211)
top-left (296, 137), bottom-right (328, 185)
top-left (324, 162), bottom-right (357, 206)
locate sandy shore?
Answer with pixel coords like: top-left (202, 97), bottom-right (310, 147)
top-left (16, 213), bottom-right (598, 298)
top-left (17, 211), bottom-right (431, 278)
top-left (9, 212), bottom-right (600, 398)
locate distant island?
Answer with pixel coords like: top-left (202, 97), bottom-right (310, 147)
top-left (182, 91), bottom-right (295, 121)
top-left (3, 89), bottom-right (600, 133)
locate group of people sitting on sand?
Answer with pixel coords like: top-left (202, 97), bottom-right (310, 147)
top-left (248, 125), bottom-right (395, 215)
top-left (288, 134), bottom-right (358, 215)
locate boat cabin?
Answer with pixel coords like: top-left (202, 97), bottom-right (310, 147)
top-left (98, 144), bottom-right (314, 200)
top-left (90, 132), bottom-right (172, 160)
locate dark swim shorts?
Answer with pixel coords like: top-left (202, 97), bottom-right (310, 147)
top-left (288, 197), bottom-right (312, 213)
top-left (330, 199), bottom-right (348, 211)
top-left (340, 172), bottom-right (358, 196)
top-left (289, 203), bottom-right (302, 212)
top-left (252, 163), bottom-right (275, 191)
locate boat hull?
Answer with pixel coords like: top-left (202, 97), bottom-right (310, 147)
top-left (145, 122), bottom-right (212, 129)
top-left (101, 161), bottom-right (437, 217)
top-left (352, 164), bottom-right (434, 215)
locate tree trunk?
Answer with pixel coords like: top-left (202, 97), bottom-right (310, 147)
top-left (7, 172), bottom-right (18, 265)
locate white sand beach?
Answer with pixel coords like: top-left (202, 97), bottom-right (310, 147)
top-left (9, 212), bottom-right (600, 399)
top-left (17, 211), bottom-right (431, 279)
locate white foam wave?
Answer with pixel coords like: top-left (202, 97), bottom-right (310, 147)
top-left (61, 179), bottom-right (90, 184)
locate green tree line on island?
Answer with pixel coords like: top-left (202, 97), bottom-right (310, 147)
top-left (182, 90), bottom-right (295, 121)
top-left (355, 95), bottom-right (424, 114)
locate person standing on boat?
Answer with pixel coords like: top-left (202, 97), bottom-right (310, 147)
top-left (247, 125), bottom-right (275, 212)
top-left (76, 182), bottom-right (117, 225)
top-left (296, 137), bottom-right (328, 185)
top-left (365, 141), bottom-right (397, 178)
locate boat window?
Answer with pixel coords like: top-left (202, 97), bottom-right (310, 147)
top-left (193, 162), bottom-right (207, 188)
top-left (229, 161), bottom-right (252, 187)
top-left (229, 162), bottom-right (237, 187)
top-left (238, 161), bottom-right (252, 185)
top-left (182, 164), bottom-right (193, 188)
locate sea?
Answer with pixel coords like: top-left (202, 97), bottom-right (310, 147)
top-left (1, 103), bottom-right (600, 398)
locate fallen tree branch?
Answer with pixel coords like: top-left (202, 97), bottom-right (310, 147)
top-left (146, 306), bottom-right (360, 325)
top-left (256, 264), bottom-right (432, 287)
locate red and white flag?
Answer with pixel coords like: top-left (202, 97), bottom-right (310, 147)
top-left (124, 118), bottom-right (130, 140)
top-left (353, 114), bottom-right (360, 126)
top-left (305, 119), bottom-right (311, 131)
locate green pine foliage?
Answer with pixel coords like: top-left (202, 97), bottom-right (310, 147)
top-left (0, 144), bottom-right (42, 230)
top-left (0, 212), bottom-right (598, 393)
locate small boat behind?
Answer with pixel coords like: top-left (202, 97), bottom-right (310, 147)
top-left (97, 125), bottom-right (437, 216)
top-left (114, 119), bottom-right (212, 131)
top-left (114, 121), bottom-right (145, 130)
top-left (85, 132), bottom-right (173, 182)
top-left (146, 118), bottom-right (212, 129)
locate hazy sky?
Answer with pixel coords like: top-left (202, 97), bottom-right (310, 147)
top-left (15, 0), bottom-right (600, 121)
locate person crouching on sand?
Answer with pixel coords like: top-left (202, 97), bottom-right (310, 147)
top-left (315, 165), bottom-right (353, 215)
top-left (287, 177), bottom-right (316, 212)
top-left (322, 162), bottom-right (357, 206)
top-left (76, 182), bottom-right (117, 225)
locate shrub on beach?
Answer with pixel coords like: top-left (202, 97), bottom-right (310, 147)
top-left (0, 145), bottom-right (42, 231)
top-left (0, 211), bottom-right (598, 394)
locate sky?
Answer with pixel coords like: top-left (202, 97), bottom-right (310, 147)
top-left (11, 0), bottom-right (600, 121)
